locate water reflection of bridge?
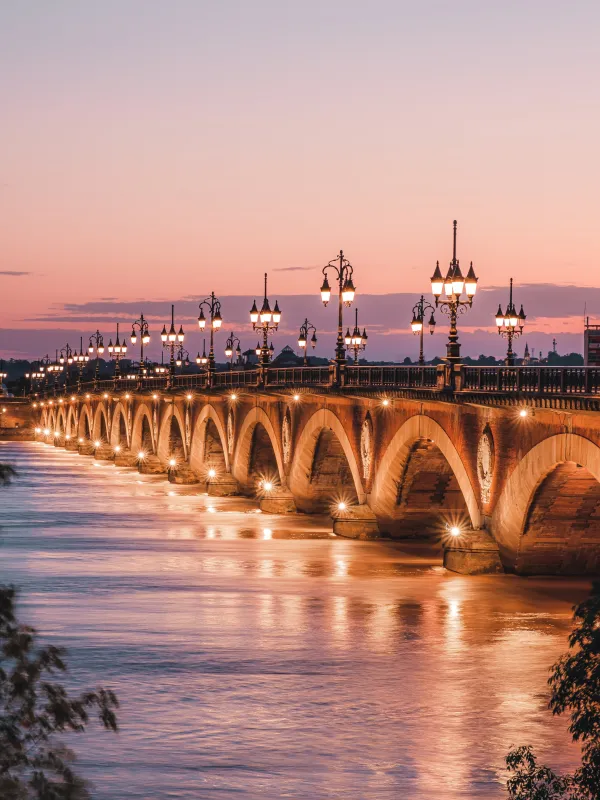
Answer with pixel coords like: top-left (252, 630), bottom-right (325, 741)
top-left (33, 363), bottom-right (600, 576)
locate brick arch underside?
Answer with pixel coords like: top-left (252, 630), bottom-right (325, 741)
top-left (386, 438), bottom-right (470, 538)
top-left (299, 427), bottom-right (359, 512)
top-left (519, 462), bottom-right (600, 574)
top-left (492, 433), bottom-right (600, 575)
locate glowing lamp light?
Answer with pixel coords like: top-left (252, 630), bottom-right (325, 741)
top-left (153, 394), bottom-right (159, 400)
top-left (35, 427), bottom-right (41, 434)
top-left (103, 393), bottom-right (109, 399)
top-left (382, 399), bottom-right (390, 407)
top-left (293, 394), bottom-right (300, 401)
top-left (263, 528), bottom-right (273, 540)
top-left (78, 437), bottom-right (83, 444)
top-left (54, 431), bottom-right (59, 437)
top-left (94, 440), bottom-right (100, 448)
top-left (208, 468), bottom-right (216, 478)
top-left (230, 394), bottom-right (237, 401)
top-left (43, 428), bottom-right (50, 436)
top-left (430, 262), bottom-right (444, 297)
top-left (125, 393), bottom-right (130, 400)
top-left (169, 458), bottom-right (176, 467)
top-left (449, 526), bottom-right (461, 538)
top-left (138, 451), bottom-right (146, 460)
top-left (519, 409), bottom-right (529, 418)
top-left (337, 502), bottom-right (346, 511)
top-left (114, 445), bottom-right (121, 452)
top-left (341, 278), bottom-right (355, 305)
top-left (71, 396), bottom-right (75, 402)
top-left (58, 398), bottom-right (64, 404)
top-left (263, 481), bottom-right (273, 493)
top-left (65, 434), bottom-right (71, 440)
top-left (186, 394), bottom-right (192, 401)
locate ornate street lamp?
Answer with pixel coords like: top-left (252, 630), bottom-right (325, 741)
top-left (344, 309), bottom-right (368, 364)
top-left (87, 330), bottom-right (105, 388)
top-left (72, 336), bottom-right (90, 390)
top-left (224, 332), bottom-right (242, 369)
top-left (175, 346), bottom-right (190, 369)
top-left (47, 352), bottom-right (64, 394)
top-left (160, 305), bottom-right (184, 386)
top-left (154, 353), bottom-right (168, 375)
top-left (196, 340), bottom-right (209, 368)
top-left (130, 314), bottom-right (150, 379)
top-left (495, 278), bottom-right (526, 366)
top-left (410, 296), bottom-right (436, 365)
top-left (197, 292), bottom-right (223, 374)
top-left (430, 220), bottom-right (478, 362)
top-left (320, 250), bottom-right (356, 379)
top-left (58, 345), bottom-right (74, 387)
top-left (297, 319), bottom-right (317, 366)
top-left (107, 324), bottom-right (128, 379)
top-left (250, 273), bottom-right (281, 367)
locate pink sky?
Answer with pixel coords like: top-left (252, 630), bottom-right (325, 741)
top-left (1, 1), bottom-right (599, 358)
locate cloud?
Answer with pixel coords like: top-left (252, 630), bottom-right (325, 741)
top-left (0, 270), bottom-right (32, 276)
top-left (273, 266), bottom-right (317, 272)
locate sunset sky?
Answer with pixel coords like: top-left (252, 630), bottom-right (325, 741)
top-left (1, 1), bottom-right (599, 360)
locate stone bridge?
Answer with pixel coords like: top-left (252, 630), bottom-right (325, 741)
top-left (32, 366), bottom-right (600, 577)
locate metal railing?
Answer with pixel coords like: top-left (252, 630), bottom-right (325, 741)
top-left (461, 366), bottom-right (600, 395)
top-left (346, 365), bottom-right (438, 388)
top-left (264, 367), bottom-right (331, 386)
top-left (31, 364), bottom-right (600, 399)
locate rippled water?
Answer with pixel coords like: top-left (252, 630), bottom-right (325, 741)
top-left (0, 441), bottom-right (587, 799)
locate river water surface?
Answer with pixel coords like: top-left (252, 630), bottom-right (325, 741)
top-left (0, 441), bottom-right (587, 799)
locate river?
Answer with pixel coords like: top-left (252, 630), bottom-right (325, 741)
top-left (0, 441), bottom-right (586, 799)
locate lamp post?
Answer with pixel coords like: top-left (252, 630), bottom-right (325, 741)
top-left (107, 324), bottom-right (128, 380)
top-left (320, 250), bottom-right (356, 382)
top-left (160, 305), bottom-right (184, 387)
top-left (224, 333), bottom-right (242, 369)
top-left (130, 314), bottom-right (150, 385)
top-left (46, 352), bottom-right (64, 394)
top-left (297, 319), bottom-right (317, 366)
top-left (410, 296), bottom-right (436, 365)
top-left (72, 337), bottom-right (90, 390)
top-left (196, 341), bottom-right (209, 368)
top-left (344, 309), bottom-right (368, 364)
top-left (58, 345), bottom-right (74, 387)
top-left (175, 346), bottom-right (190, 370)
top-left (87, 330), bottom-right (105, 389)
top-left (250, 273), bottom-right (281, 368)
top-left (430, 220), bottom-right (478, 363)
top-left (495, 278), bottom-right (526, 366)
top-left (197, 293), bottom-right (223, 378)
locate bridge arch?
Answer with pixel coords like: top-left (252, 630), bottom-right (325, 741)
top-left (131, 404), bottom-right (155, 455)
top-left (110, 402), bottom-right (130, 448)
top-left (56, 406), bottom-right (66, 434)
top-left (157, 404), bottom-right (187, 464)
top-left (493, 433), bottom-right (600, 574)
top-left (370, 414), bottom-right (481, 536)
top-left (92, 402), bottom-right (110, 443)
top-left (189, 404), bottom-right (229, 477)
top-left (78, 406), bottom-right (93, 441)
top-left (232, 406), bottom-right (284, 492)
top-left (288, 408), bottom-right (365, 511)
top-left (66, 405), bottom-right (77, 437)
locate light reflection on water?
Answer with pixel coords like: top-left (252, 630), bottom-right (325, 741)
top-left (0, 442), bottom-right (588, 799)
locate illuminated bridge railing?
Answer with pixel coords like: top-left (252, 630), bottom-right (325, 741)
top-left (32, 365), bottom-right (600, 399)
top-left (264, 367), bottom-right (331, 387)
top-left (461, 366), bottom-right (600, 395)
top-left (346, 365), bottom-right (438, 388)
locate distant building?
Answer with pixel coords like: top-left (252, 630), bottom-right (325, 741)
top-left (584, 318), bottom-right (600, 366)
top-left (522, 342), bottom-right (531, 365)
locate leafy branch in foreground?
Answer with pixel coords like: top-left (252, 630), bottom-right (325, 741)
top-left (0, 585), bottom-right (119, 799)
top-left (506, 580), bottom-right (600, 799)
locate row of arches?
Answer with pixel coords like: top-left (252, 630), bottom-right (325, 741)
top-left (38, 401), bottom-right (600, 574)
